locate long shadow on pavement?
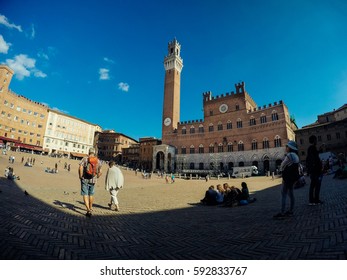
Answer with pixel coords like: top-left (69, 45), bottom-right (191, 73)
top-left (0, 176), bottom-right (346, 260)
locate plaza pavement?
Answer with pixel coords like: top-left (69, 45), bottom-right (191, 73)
top-left (0, 151), bottom-right (347, 260)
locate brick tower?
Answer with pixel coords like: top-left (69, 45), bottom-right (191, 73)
top-left (162, 39), bottom-right (183, 142)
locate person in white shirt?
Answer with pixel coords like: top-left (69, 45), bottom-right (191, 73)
top-left (105, 161), bottom-right (124, 211)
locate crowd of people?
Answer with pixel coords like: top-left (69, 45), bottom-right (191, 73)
top-left (200, 182), bottom-right (256, 207)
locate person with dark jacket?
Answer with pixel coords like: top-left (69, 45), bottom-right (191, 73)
top-left (306, 135), bottom-right (323, 205)
top-left (273, 140), bottom-right (300, 218)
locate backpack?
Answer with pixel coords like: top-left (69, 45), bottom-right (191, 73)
top-left (282, 161), bottom-right (300, 184)
top-left (83, 156), bottom-right (99, 179)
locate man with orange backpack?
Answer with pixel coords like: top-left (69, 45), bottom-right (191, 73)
top-left (78, 147), bottom-right (102, 217)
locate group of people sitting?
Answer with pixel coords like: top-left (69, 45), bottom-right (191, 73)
top-left (200, 182), bottom-right (256, 207)
top-left (45, 167), bottom-right (58, 173)
top-left (4, 166), bottom-right (20, 180)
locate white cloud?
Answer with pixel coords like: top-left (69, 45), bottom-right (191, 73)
top-left (99, 68), bottom-right (110, 80)
top-left (0, 14), bottom-right (22, 32)
top-left (118, 82), bottom-right (129, 92)
top-left (103, 57), bottom-right (114, 64)
top-left (0, 35), bottom-right (11, 54)
top-left (34, 70), bottom-right (47, 78)
top-left (4, 54), bottom-right (47, 80)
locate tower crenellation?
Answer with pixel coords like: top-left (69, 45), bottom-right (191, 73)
top-left (202, 82), bottom-right (247, 105)
top-left (235, 81), bottom-right (245, 94)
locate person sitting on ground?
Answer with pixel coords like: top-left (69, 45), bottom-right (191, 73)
top-left (6, 167), bottom-right (19, 180)
top-left (223, 183), bottom-right (231, 194)
top-left (238, 182), bottom-right (249, 200)
top-left (215, 184), bottom-right (225, 204)
top-left (200, 185), bottom-right (218, 205)
top-left (223, 184), bottom-right (240, 207)
top-left (239, 182), bottom-right (256, 204)
top-left (24, 161), bottom-right (32, 167)
top-left (4, 167), bottom-right (9, 178)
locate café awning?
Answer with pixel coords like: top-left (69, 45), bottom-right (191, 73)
top-left (0, 136), bottom-right (21, 143)
top-left (70, 152), bottom-right (87, 158)
top-left (15, 143), bottom-right (43, 151)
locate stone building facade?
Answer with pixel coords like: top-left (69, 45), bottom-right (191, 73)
top-left (0, 64), bottom-right (101, 157)
top-left (94, 130), bottom-right (138, 163)
top-left (0, 65), bottom-right (48, 152)
top-left (295, 104), bottom-right (347, 163)
top-left (122, 143), bottom-right (140, 168)
top-left (43, 110), bottom-right (101, 158)
top-left (139, 137), bottom-right (162, 171)
top-left (153, 40), bottom-right (297, 174)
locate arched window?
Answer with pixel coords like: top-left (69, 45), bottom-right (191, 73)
top-left (190, 145), bottom-right (195, 154)
top-left (274, 135), bottom-right (282, 147)
top-left (198, 124), bottom-right (204, 133)
top-left (227, 142), bottom-right (233, 152)
top-left (190, 125), bottom-right (195, 134)
top-left (263, 137), bottom-right (270, 149)
top-left (198, 144), bottom-right (204, 154)
top-left (209, 143), bottom-right (214, 153)
top-left (218, 143), bottom-right (223, 153)
top-left (190, 162), bottom-right (195, 169)
top-left (226, 120), bottom-right (232, 130)
top-left (251, 139), bottom-right (258, 150)
top-left (181, 146), bottom-right (186, 154)
top-left (182, 126), bottom-right (186, 135)
top-left (236, 118), bottom-right (242, 128)
top-left (260, 113), bottom-right (267, 124)
top-left (217, 121), bottom-right (223, 131)
top-left (238, 140), bottom-right (244, 151)
top-left (199, 162), bottom-right (204, 170)
top-left (271, 110), bottom-right (279, 121)
top-left (228, 162), bottom-right (234, 170)
top-left (250, 116), bottom-right (256, 126)
top-left (208, 123), bottom-right (214, 132)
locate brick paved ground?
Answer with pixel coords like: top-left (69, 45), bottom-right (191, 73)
top-left (0, 152), bottom-right (347, 260)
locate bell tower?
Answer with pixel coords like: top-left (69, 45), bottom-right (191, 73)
top-left (162, 39), bottom-right (183, 141)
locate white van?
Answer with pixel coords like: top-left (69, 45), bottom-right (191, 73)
top-left (231, 166), bottom-right (259, 178)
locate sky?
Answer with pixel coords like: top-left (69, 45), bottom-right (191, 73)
top-left (1, 0), bottom-right (346, 141)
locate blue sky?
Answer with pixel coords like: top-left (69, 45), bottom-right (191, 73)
top-left (1, 0), bottom-right (346, 141)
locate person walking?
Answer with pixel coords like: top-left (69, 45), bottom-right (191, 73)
top-left (78, 147), bottom-right (102, 217)
top-left (273, 140), bottom-right (300, 219)
top-left (306, 135), bottom-right (323, 205)
top-left (105, 160), bottom-right (124, 211)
